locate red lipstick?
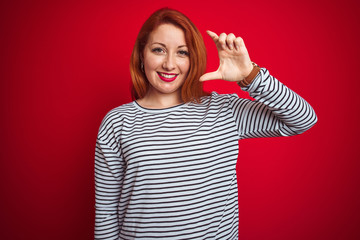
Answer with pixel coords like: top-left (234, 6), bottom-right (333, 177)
top-left (157, 72), bottom-right (178, 82)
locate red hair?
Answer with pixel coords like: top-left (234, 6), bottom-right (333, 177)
top-left (130, 8), bottom-right (208, 103)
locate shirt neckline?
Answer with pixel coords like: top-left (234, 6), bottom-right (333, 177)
top-left (133, 101), bottom-right (187, 113)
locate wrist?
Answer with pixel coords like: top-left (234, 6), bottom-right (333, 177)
top-left (243, 62), bottom-right (254, 78)
top-left (237, 62), bottom-right (260, 87)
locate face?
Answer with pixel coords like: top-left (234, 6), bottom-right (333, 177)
top-left (143, 24), bottom-right (190, 97)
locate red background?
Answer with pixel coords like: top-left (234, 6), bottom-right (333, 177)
top-left (1, 0), bottom-right (359, 239)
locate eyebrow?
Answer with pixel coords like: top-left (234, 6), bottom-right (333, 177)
top-left (151, 42), bottom-right (187, 48)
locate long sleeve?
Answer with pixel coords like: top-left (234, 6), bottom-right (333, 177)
top-left (229, 68), bottom-right (317, 139)
top-left (95, 118), bottom-right (125, 240)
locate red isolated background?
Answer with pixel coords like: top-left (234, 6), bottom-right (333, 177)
top-left (1, 0), bottom-right (359, 239)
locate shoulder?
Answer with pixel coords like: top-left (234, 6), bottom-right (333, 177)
top-left (103, 102), bottom-right (135, 123)
top-left (97, 101), bottom-right (137, 139)
top-left (195, 91), bottom-right (251, 113)
top-left (106, 101), bottom-right (136, 117)
top-left (187, 91), bottom-right (242, 112)
top-left (200, 91), bottom-right (240, 105)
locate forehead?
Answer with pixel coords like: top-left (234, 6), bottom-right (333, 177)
top-left (148, 24), bottom-right (186, 46)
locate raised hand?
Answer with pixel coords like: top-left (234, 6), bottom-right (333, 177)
top-left (199, 30), bottom-right (254, 82)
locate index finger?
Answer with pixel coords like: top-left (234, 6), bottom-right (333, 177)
top-left (206, 30), bottom-right (219, 42)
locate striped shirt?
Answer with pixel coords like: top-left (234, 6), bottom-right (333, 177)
top-left (94, 68), bottom-right (317, 239)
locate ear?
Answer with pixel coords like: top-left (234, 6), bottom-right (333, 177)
top-left (140, 48), bottom-right (145, 62)
top-left (139, 54), bottom-right (145, 73)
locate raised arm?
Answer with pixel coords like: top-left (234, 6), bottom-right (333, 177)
top-left (228, 68), bottom-right (317, 139)
top-left (200, 30), bottom-right (317, 138)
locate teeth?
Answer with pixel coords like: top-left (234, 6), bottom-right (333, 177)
top-left (159, 73), bottom-right (177, 78)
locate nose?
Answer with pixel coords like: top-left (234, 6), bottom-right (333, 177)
top-left (162, 53), bottom-right (176, 71)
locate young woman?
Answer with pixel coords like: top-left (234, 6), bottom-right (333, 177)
top-left (95, 8), bottom-right (317, 240)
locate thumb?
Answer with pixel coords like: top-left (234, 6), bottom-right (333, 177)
top-left (199, 71), bottom-right (222, 82)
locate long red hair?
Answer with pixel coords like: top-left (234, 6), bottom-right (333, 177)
top-left (130, 8), bottom-right (208, 103)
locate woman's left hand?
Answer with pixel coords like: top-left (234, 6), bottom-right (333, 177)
top-left (199, 30), bottom-right (253, 82)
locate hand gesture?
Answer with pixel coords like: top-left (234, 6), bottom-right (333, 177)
top-left (199, 31), bottom-right (253, 82)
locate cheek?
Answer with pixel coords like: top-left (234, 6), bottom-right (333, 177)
top-left (144, 55), bottom-right (162, 72)
top-left (178, 59), bottom-right (190, 75)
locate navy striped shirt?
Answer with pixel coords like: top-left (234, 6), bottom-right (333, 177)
top-left (94, 68), bottom-right (317, 239)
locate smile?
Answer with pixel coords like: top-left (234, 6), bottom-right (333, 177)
top-left (157, 72), bottom-right (178, 82)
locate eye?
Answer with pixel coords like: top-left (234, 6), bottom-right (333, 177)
top-left (178, 50), bottom-right (189, 57)
top-left (151, 47), bottom-right (165, 54)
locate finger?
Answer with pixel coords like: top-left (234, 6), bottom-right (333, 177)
top-left (218, 33), bottom-right (227, 50)
top-left (199, 71), bottom-right (222, 82)
top-left (206, 30), bottom-right (219, 43)
top-left (226, 33), bottom-right (236, 50)
top-left (234, 36), bottom-right (245, 51)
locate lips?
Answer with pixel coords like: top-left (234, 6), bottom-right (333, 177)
top-left (157, 72), bottom-right (178, 82)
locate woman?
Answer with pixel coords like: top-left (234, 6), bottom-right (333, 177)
top-left (95, 8), bottom-right (317, 240)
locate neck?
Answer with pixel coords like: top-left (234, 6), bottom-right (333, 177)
top-left (137, 89), bottom-right (183, 109)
